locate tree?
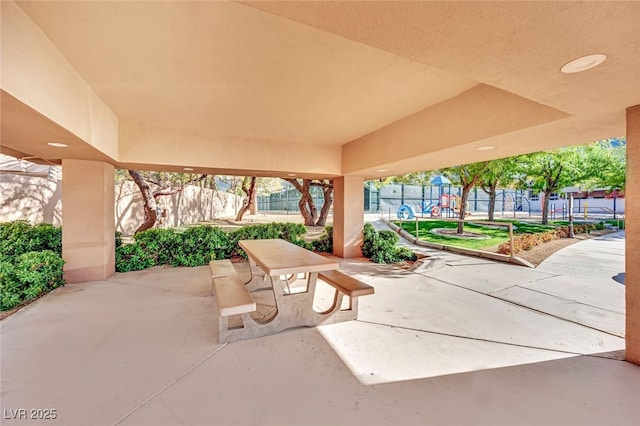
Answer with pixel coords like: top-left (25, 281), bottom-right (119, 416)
top-left (235, 176), bottom-right (257, 221)
top-left (581, 138), bottom-right (626, 191)
top-left (283, 178), bottom-right (334, 226)
top-left (127, 170), bottom-right (209, 234)
top-left (478, 157), bottom-right (519, 221)
top-left (441, 161), bottom-right (489, 234)
top-left (514, 143), bottom-right (617, 225)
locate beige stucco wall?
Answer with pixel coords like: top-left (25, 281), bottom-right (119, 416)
top-left (62, 160), bottom-right (115, 283)
top-left (0, 174), bottom-right (241, 234)
top-left (0, 174), bottom-right (63, 225)
top-left (114, 181), bottom-right (240, 235)
top-left (333, 176), bottom-right (364, 258)
top-left (626, 105), bottom-right (639, 364)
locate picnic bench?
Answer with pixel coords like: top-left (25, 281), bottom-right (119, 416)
top-left (317, 270), bottom-right (374, 321)
top-left (210, 240), bottom-right (375, 343)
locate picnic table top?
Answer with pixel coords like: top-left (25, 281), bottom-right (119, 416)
top-left (238, 239), bottom-right (339, 276)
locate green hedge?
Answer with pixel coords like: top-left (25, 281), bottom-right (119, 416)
top-left (0, 220), bottom-right (62, 257)
top-left (361, 223), bottom-right (416, 264)
top-left (312, 225), bottom-right (333, 253)
top-left (0, 221), bottom-right (65, 311)
top-left (115, 222), bottom-right (313, 272)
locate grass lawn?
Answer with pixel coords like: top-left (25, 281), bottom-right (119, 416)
top-left (394, 219), bottom-right (557, 250)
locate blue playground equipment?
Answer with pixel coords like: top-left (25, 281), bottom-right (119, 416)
top-left (397, 202), bottom-right (437, 219)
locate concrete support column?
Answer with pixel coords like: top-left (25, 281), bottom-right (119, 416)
top-left (62, 159), bottom-right (115, 283)
top-left (333, 176), bottom-right (364, 258)
top-left (627, 105), bottom-right (640, 364)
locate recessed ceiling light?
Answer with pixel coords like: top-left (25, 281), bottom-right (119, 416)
top-left (47, 142), bottom-right (68, 148)
top-left (183, 167), bottom-right (194, 171)
top-left (377, 169), bottom-right (388, 172)
top-left (561, 54), bottom-right (607, 74)
top-left (287, 173), bottom-right (296, 176)
top-left (478, 145), bottom-right (495, 151)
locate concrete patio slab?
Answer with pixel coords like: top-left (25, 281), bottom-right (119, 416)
top-left (424, 261), bottom-right (557, 294)
top-left (349, 266), bottom-right (623, 355)
top-left (317, 320), bottom-right (578, 385)
top-left (114, 327), bottom-right (638, 426)
top-left (535, 232), bottom-right (626, 278)
top-left (491, 285), bottom-right (625, 337)
top-left (515, 275), bottom-right (625, 314)
top-left (1, 227), bottom-right (637, 425)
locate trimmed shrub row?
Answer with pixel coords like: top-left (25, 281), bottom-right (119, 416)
top-left (362, 223), bottom-right (417, 264)
top-left (312, 226), bottom-right (333, 254)
top-left (497, 224), bottom-right (596, 255)
top-left (0, 221), bottom-right (65, 311)
top-left (116, 222), bottom-right (313, 272)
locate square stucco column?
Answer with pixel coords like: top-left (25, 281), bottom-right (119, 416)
top-left (333, 176), bottom-right (364, 258)
top-left (62, 159), bottom-right (115, 283)
top-left (626, 105), bottom-right (640, 365)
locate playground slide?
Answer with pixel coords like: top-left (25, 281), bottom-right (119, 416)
top-left (397, 204), bottom-right (417, 219)
top-left (397, 202), bottom-right (437, 219)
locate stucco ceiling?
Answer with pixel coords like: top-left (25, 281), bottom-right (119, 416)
top-left (14, 0), bottom-right (476, 146)
top-left (2, 1), bottom-right (639, 179)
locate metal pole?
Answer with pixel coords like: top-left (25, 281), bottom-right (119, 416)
top-left (568, 194), bottom-right (574, 238)
top-left (474, 187), bottom-right (478, 211)
top-left (415, 217), bottom-right (419, 238)
top-left (508, 223), bottom-right (514, 257)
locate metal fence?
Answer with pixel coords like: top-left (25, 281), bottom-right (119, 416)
top-left (257, 182), bottom-right (530, 217)
top-left (375, 184), bottom-right (529, 218)
top-left (257, 182), bottom-right (326, 214)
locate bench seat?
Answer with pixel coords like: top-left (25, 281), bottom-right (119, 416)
top-left (317, 270), bottom-right (374, 321)
top-left (209, 258), bottom-right (237, 278)
top-left (209, 260), bottom-right (256, 317)
top-left (318, 270), bottom-right (375, 297)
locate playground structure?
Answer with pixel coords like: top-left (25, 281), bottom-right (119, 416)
top-left (397, 194), bottom-right (461, 219)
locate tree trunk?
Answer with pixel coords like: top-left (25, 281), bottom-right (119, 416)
top-left (249, 188), bottom-right (257, 215)
top-left (457, 184), bottom-right (471, 234)
top-left (235, 177), bottom-right (257, 221)
top-left (541, 190), bottom-right (551, 225)
top-left (129, 170), bottom-right (158, 234)
top-left (487, 183), bottom-right (497, 221)
top-left (315, 184), bottom-right (334, 226)
top-left (299, 194), bottom-right (315, 226)
top-left (306, 189), bottom-right (318, 224)
top-left (284, 178), bottom-right (317, 226)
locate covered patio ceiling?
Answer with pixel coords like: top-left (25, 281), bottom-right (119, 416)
top-left (1, 1), bottom-right (639, 179)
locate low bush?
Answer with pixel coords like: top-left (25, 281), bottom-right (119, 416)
top-left (115, 231), bottom-right (123, 248)
top-left (114, 222), bottom-right (312, 271)
top-left (312, 225), bottom-right (333, 253)
top-left (0, 221), bottom-right (65, 311)
top-left (229, 222), bottom-right (311, 257)
top-left (172, 226), bottom-right (230, 267)
top-left (115, 242), bottom-right (155, 272)
top-left (361, 223), bottom-right (417, 264)
top-left (1, 250), bottom-right (65, 311)
top-left (0, 220), bottom-right (62, 257)
top-left (497, 223), bottom-right (597, 255)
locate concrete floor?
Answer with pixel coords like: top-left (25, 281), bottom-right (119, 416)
top-left (1, 226), bottom-right (638, 425)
